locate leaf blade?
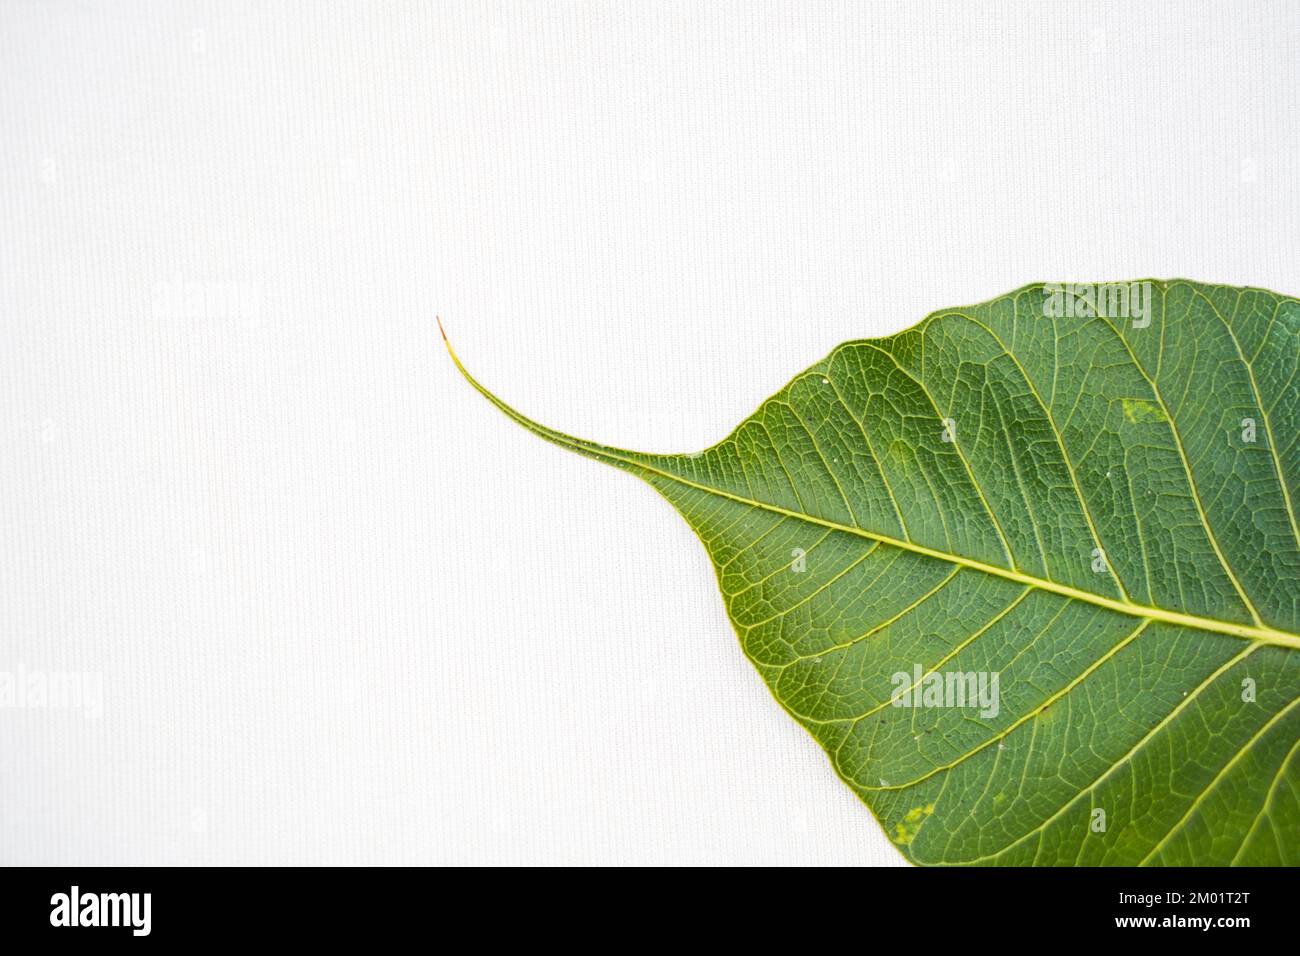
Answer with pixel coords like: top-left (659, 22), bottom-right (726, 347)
top-left (446, 280), bottom-right (1300, 865)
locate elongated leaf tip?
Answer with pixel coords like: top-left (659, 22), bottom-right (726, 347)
top-left (435, 315), bottom-right (471, 382)
top-left (435, 315), bottom-right (462, 367)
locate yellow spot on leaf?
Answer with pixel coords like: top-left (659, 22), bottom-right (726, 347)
top-left (1122, 397), bottom-right (1165, 424)
top-left (893, 803), bottom-right (937, 845)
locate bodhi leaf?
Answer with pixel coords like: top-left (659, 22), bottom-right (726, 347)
top-left (442, 280), bottom-right (1300, 866)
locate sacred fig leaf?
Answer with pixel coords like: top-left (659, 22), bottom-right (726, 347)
top-left (442, 280), bottom-right (1300, 866)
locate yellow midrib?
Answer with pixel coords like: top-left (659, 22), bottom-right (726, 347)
top-left (446, 336), bottom-right (1300, 653)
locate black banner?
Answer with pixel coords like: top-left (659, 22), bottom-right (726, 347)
top-left (0, 865), bottom-right (1280, 943)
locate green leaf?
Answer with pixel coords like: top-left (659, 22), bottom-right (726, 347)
top-left (442, 280), bottom-right (1300, 865)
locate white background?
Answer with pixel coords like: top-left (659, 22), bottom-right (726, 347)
top-left (2, 1), bottom-right (1298, 865)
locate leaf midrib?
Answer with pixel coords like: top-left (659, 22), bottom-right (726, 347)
top-left (446, 339), bottom-right (1300, 652)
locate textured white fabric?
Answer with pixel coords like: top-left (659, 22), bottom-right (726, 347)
top-left (2, 1), bottom-right (1298, 865)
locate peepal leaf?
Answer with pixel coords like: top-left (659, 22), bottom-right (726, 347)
top-left (444, 281), bottom-right (1300, 865)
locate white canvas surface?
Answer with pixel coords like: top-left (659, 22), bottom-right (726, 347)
top-left (2, 1), bottom-right (1298, 864)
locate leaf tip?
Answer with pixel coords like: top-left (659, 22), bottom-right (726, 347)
top-left (436, 315), bottom-right (466, 373)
